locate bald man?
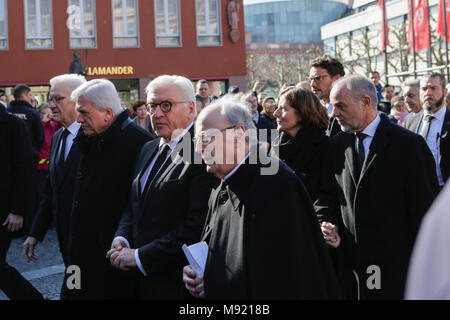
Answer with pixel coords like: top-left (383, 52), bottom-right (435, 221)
top-left (315, 75), bottom-right (438, 300)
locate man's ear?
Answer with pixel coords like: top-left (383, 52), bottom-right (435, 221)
top-left (105, 108), bottom-right (114, 122)
top-left (188, 101), bottom-right (196, 115)
top-left (331, 74), bottom-right (342, 83)
top-left (361, 96), bottom-right (371, 109)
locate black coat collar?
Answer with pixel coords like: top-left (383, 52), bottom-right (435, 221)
top-left (76, 110), bottom-right (129, 154)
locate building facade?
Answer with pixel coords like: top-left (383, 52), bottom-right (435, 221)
top-left (244, 0), bottom-right (349, 44)
top-left (0, 0), bottom-right (247, 107)
top-left (321, 0), bottom-right (446, 86)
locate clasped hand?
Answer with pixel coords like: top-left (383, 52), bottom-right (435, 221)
top-left (106, 239), bottom-right (137, 271)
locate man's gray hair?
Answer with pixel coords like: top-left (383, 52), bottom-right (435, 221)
top-left (212, 95), bottom-right (256, 131)
top-left (146, 75), bottom-right (195, 103)
top-left (333, 75), bottom-right (378, 109)
top-left (71, 79), bottom-right (123, 116)
top-left (50, 74), bottom-right (87, 95)
top-left (403, 78), bottom-right (420, 91)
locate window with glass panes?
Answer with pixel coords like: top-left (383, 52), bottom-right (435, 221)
top-left (0, 0), bottom-right (7, 50)
top-left (24, 0), bottom-right (53, 49)
top-left (68, 0), bottom-right (96, 48)
top-left (154, 0), bottom-right (180, 47)
top-left (195, 0), bottom-right (221, 46)
top-left (112, 0), bottom-right (138, 48)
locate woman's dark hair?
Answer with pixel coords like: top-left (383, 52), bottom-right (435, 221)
top-left (132, 100), bottom-right (147, 113)
top-left (278, 87), bottom-right (329, 131)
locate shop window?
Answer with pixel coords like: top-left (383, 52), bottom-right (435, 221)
top-left (112, 0), bottom-right (139, 48)
top-left (24, 0), bottom-right (53, 49)
top-left (68, 0), bottom-right (96, 49)
top-left (154, 0), bottom-right (180, 47)
top-left (195, 0), bottom-right (221, 46)
top-left (0, 0), bottom-right (7, 50)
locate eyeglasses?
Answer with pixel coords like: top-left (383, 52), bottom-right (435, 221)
top-left (193, 125), bottom-right (237, 145)
top-left (309, 74), bottom-right (330, 83)
top-left (48, 96), bottom-right (67, 104)
top-left (147, 100), bottom-right (189, 114)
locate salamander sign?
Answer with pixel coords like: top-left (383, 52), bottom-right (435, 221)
top-left (87, 66), bottom-right (134, 76)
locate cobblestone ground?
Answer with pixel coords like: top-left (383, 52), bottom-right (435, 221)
top-left (0, 228), bottom-right (64, 300)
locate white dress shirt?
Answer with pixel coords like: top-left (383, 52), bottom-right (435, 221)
top-left (59, 121), bottom-right (81, 161)
top-left (417, 106), bottom-right (446, 186)
top-left (355, 114), bottom-right (381, 158)
top-left (114, 122), bottom-right (194, 276)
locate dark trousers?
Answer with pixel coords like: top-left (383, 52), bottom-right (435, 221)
top-left (0, 238), bottom-right (44, 300)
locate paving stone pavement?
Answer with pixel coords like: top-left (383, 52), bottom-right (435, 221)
top-left (0, 228), bottom-right (64, 300)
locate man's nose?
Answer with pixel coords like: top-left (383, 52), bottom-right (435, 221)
top-left (331, 106), bottom-right (339, 118)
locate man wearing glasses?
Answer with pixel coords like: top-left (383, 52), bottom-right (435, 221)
top-left (182, 96), bottom-right (342, 299)
top-left (23, 74), bottom-right (86, 298)
top-left (309, 55), bottom-right (345, 137)
top-left (108, 75), bottom-right (216, 299)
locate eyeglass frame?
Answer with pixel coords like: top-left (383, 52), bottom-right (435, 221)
top-left (309, 74), bottom-right (331, 83)
top-left (146, 100), bottom-right (189, 114)
top-left (193, 125), bottom-right (237, 145)
top-left (48, 96), bottom-right (67, 104)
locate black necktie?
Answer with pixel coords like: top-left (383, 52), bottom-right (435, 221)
top-left (56, 129), bottom-right (70, 178)
top-left (420, 115), bottom-right (434, 139)
top-left (355, 132), bottom-right (367, 173)
top-left (142, 144), bottom-right (170, 196)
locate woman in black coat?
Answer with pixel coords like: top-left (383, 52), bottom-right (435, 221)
top-left (270, 87), bottom-right (330, 202)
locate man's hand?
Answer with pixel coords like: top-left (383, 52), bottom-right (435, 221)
top-left (321, 222), bottom-right (341, 248)
top-left (2, 214), bottom-right (23, 232)
top-left (252, 80), bottom-right (265, 92)
top-left (110, 238), bottom-right (128, 252)
top-left (23, 236), bottom-right (39, 262)
top-left (108, 247), bottom-right (136, 271)
top-left (183, 265), bottom-right (205, 298)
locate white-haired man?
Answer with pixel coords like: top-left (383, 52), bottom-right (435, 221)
top-left (182, 96), bottom-right (341, 299)
top-left (107, 75), bottom-right (216, 299)
top-left (315, 75), bottom-right (439, 300)
top-left (58, 78), bottom-right (152, 299)
top-left (23, 74), bottom-right (87, 299)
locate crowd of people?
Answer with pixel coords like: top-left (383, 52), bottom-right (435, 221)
top-left (1, 54), bottom-right (450, 300)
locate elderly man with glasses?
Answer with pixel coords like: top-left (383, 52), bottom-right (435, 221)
top-left (23, 75), bottom-right (86, 293)
top-left (182, 95), bottom-right (342, 300)
top-left (108, 75), bottom-right (216, 300)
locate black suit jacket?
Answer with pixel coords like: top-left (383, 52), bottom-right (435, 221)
top-left (115, 124), bottom-right (217, 299)
top-left (0, 109), bottom-right (34, 240)
top-left (315, 115), bottom-right (439, 299)
top-left (404, 108), bottom-right (450, 183)
top-left (29, 126), bottom-right (82, 264)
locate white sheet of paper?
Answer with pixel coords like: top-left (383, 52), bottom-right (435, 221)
top-left (182, 241), bottom-right (208, 276)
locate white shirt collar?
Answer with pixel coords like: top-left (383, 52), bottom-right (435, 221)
top-left (424, 105), bottom-right (446, 122)
top-left (223, 152), bottom-right (251, 182)
top-left (66, 121), bottom-right (81, 136)
top-left (360, 114), bottom-right (381, 138)
top-left (159, 121), bottom-right (194, 151)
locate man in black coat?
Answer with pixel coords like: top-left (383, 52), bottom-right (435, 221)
top-left (23, 74), bottom-right (87, 291)
top-left (404, 73), bottom-right (450, 188)
top-left (183, 97), bottom-right (342, 299)
top-left (107, 75), bottom-right (216, 299)
top-left (0, 106), bottom-right (44, 300)
top-left (8, 84), bottom-right (45, 226)
top-left (60, 79), bottom-right (152, 299)
top-left (315, 75), bottom-right (439, 300)
top-left (7, 84), bottom-right (44, 160)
